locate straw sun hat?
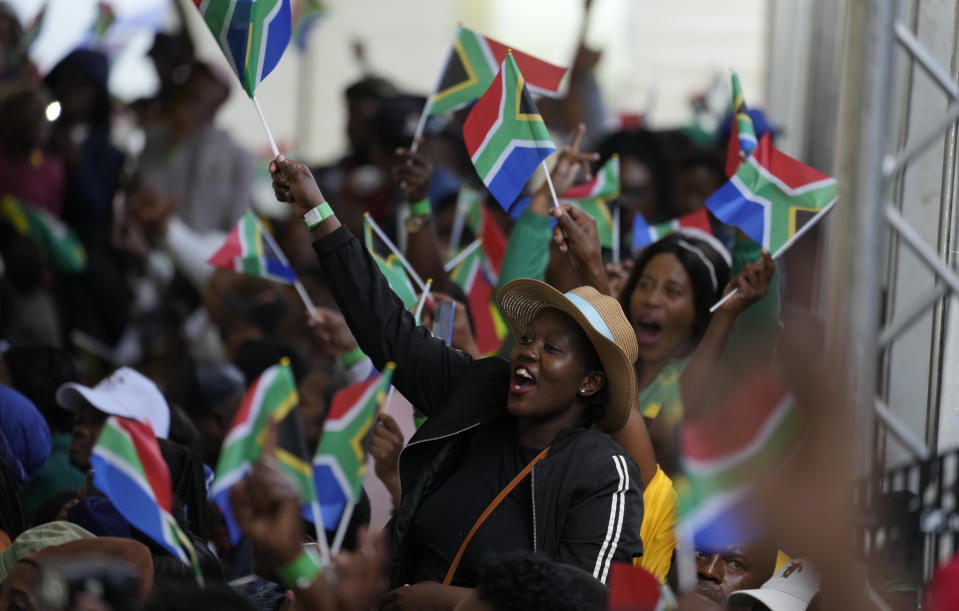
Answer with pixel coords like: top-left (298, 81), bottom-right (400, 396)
top-left (497, 279), bottom-right (638, 433)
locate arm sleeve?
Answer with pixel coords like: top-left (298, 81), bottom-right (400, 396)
top-left (496, 209), bottom-right (553, 290)
top-left (313, 226), bottom-right (474, 416)
top-left (558, 453), bottom-right (645, 585)
top-left (725, 233), bottom-right (782, 356)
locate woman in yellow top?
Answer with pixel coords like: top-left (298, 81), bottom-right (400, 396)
top-left (612, 231), bottom-right (775, 580)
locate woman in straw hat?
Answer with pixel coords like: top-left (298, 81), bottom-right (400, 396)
top-left (270, 154), bottom-right (643, 610)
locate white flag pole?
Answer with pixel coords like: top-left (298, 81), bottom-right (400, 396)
top-left (443, 238), bottom-right (483, 273)
top-left (253, 215), bottom-right (317, 315)
top-left (541, 160), bottom-right (560, 209)
top-left (310, 501), bottom-right (332, 564)
top-left (611, 204), bottom-right (621, 264)
top-left (364, 213), bottom-right (426, 290)
top-left (252, 95), bottom-right (280, 158)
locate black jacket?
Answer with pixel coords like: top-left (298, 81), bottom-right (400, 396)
top-left (313, 227), bottom-right (644, 587)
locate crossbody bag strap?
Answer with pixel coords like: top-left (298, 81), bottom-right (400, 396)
top-left (442, 445), bottom-right (551, 585)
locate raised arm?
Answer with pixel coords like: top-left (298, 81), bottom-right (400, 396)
top-left (270, 156), bottom-right (473, 416)
top-left (392, 143), bottom-right (451, 293)
top-left (679, 250), bottom-right (775, 420)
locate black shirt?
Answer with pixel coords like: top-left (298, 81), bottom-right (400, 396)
top-left (408, 415), bottom-right (540, 586)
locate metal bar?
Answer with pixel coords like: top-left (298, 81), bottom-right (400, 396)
top-left (883, 102), bottom-right (959, 178)
top-left (894, 21), bottom-right (959, 101)
top-left (874, 399), bottom-right (932, 460)
top-left (825, 0), bottom-right (895, 476)
top-left (877, 284), bottom-right (948, 348)
top-left (886, 205), bottom-right (959, 295)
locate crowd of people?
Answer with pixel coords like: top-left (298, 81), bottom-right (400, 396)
top-left (0, 2), bottom-right (935, 610)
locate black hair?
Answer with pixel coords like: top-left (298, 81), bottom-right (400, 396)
top-left (344, 75), bottom-right (399, 102)
top-left (44, 49), bottom-right (112, 127)
top-left (3, 344), bottom-right (81, 433)
top-left (32, 490), bottom-right (79, 527)
top-left (676, 146), bottom-right (725, 184)
top-left (157, 438), bottom-right (212, 541)
top-left (232, 339), bottom-right (309, 385)
top-left (476, 551), bottom-right (587, 611)
top-left (619, 233), bottom-right (731, 344)
top-left (0, 457), bottom-right (28, 539)
top-left (595, 128), bottom-right (672, 220)
top-left (150, 535), bottom-right (223, 590)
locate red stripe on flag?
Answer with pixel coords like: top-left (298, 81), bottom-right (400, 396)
top-left (725, 119), bottom-right (740, 179)
top-left (753, 133), bottom-right (833, 190)
top-left (327, 376), bottom-right (380, 422)
top-left (480, 208), bottom-right (506, 274)
top-left (207, 224), bottom-right (243, 268)
top-left (682, 368), bottom-right (787, 462)
top-left (228, 372), bottom-right (265, 432)
top-left (481, 36), bottom-right (566, 94)
top-left (677, 207), bottom-right (713, 235)
top-left (117, 418), bottom-right (173, 513)
top-left (463, 67), bottom-right (504, 158)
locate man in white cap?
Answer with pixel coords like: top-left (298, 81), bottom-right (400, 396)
top-left (56, 367), bottom-right (170, 471)
top-left (725, 558), bottom-right (821, 611)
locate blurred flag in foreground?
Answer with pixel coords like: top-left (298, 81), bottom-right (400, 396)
top-left (631, 207), bottom-right (713, 250)
top-left (312, 363), bottom-right (395, 530)
top-left (211, 360), bottom-right (316, 542)
top-left (192, 0), bottom-right (292, 97)
top-left (678, 367), bottom-right (803, 550)
top-left (91, 417), bottom-right (198, 573)
top-left (609, 563), bottom-right (677, 611)
top-left (464, 52), bottom-right (556, 211)
top-left (208, 211), bottom-right (297, 284)
top-left (706, 133), bottom-right (836, 257)
top-left (428, 25), bottom-right (567, 116)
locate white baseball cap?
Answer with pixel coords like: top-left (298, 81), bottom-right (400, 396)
top-left (56, 367), bottom-right (170, 439)
top-left (727, 558), bottom-right (820, 611)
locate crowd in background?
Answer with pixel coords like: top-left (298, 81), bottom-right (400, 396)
top-left (0, 2), bottom-right (942, 610)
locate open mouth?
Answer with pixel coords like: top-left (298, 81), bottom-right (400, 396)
top-left (510, 365), bottom-right (537, 395)
top-left (634, 317), bottom-right (663, 345)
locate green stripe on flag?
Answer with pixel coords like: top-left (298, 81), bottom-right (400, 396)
top-left (733, 160), bottom-right (837, 252)
top-left (471, 55), bottom-right (553, 178)
top-left (678, 402), bottom-right (803, 518)
top-left (96, 422), bottom-right (150, 484)
top-left (200, 0), bottom-right (233, 41)
top-left (576, 198), bottom-right (614, 248)
top-left (429, 27), bottom-right (498, 115)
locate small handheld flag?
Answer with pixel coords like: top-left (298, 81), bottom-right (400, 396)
top-left (291, 0), bottom-right (328, 51)
top-left (0, 195), bottom-right (87, 273)
top-left (706, 133), bottom-right (836, 257)
top-left (427, 26), bottom-right (567, 117)
top-left (208, 211), bottom-right (297, 284)
top-left (631, 207), bottom-right (713, 250)
top-left (363, 215), bottom-right (421, 308)
top-left (449, 242), bottom-right (507, 355)
top-left (211, 360), bottom-right (319, 546)
top-left (463, 52), bottom-right (557, 211)
top-left (725, 71), bottom-right (758, 178)
top-left (312, 363), bottom-right (395, 552)
top-left (191, 0), bottom-right (292, 155)
top-left (91, 417), bottom-right (200, 579)
top-left (560, 156), bottom-right (621, 201)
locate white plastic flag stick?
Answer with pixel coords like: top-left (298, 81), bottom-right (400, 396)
top-left (309, 501), bottom-right (332, 564)
top-left (409, 27), bottom-right (460, 151)
top-left (254, 215), bottom-right (317, 314)
top-left (330, 502), bottom-right (354, 555)
top-left (364, 213), bottom-right (426, 290)
top-left (443, 238), bottom-right (483, 272)
top-left (252, 95), bottom-right (280, 158)
top-left (541, 160), bottom-right (560, 209)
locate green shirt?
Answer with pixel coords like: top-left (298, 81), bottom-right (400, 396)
top-left (20, 432), bottom-right (85, 516)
